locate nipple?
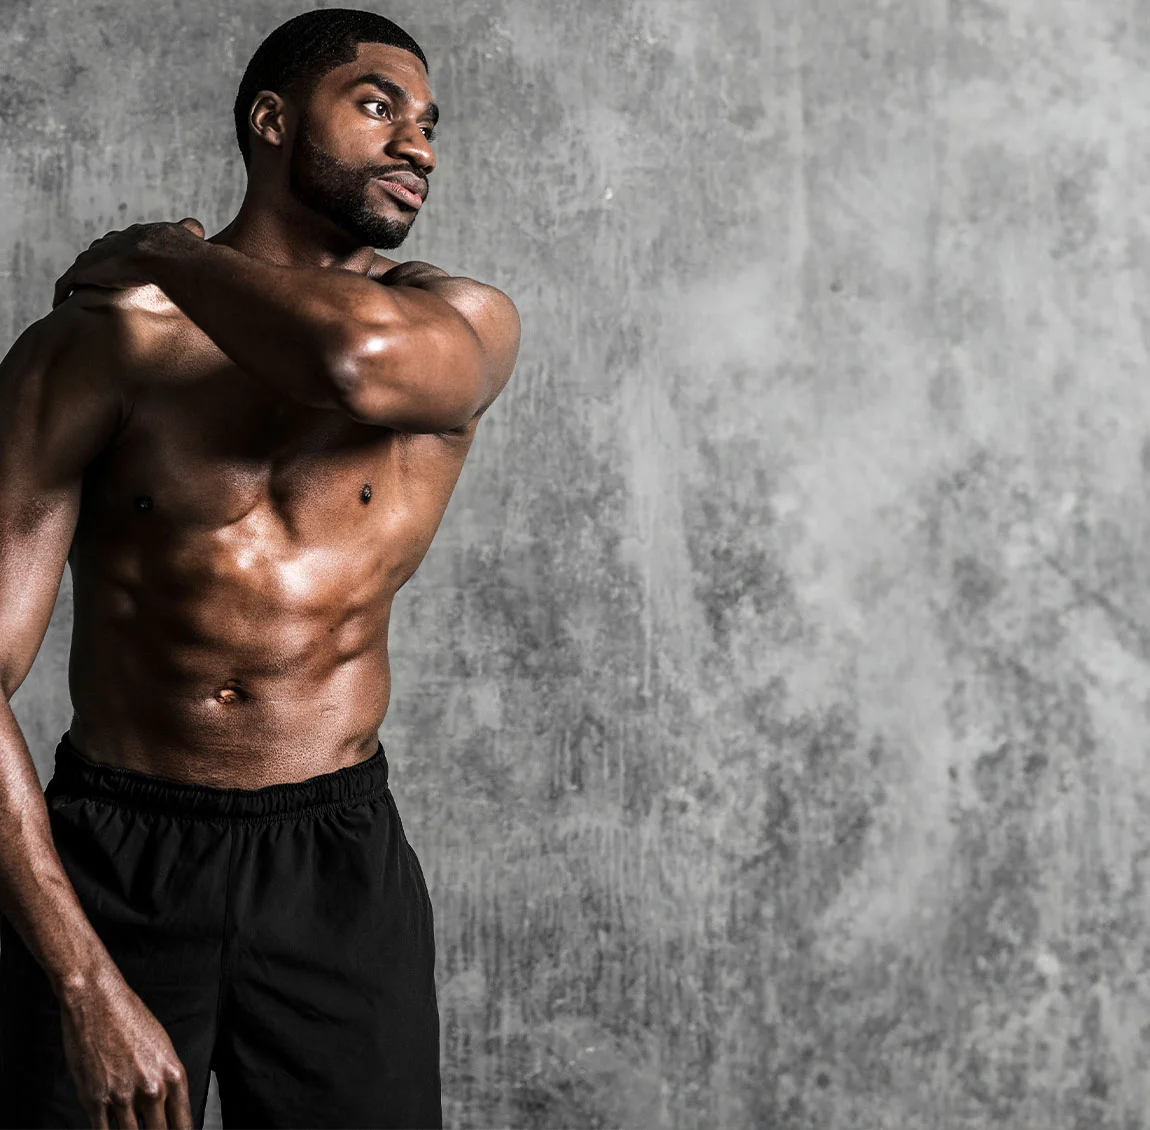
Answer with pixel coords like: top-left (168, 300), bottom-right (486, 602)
top-left (360, 483), bottom-right (372, 504)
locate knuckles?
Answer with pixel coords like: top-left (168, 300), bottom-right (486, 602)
top-left (105, 1085), bottom-right (134, 1106)
top-left (95, 1065), bottom-right (179, 1107)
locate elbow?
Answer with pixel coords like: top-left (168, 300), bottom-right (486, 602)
top-left (323, 324), bottom-right (384, 415)
top-left (0, 663), bottom-right (22, 705)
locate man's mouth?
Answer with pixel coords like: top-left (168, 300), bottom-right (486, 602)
top-left (374, 175), bottom-right (426, 210)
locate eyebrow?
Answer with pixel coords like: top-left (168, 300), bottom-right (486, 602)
top-left (352, 72), bottom-right (439, 127)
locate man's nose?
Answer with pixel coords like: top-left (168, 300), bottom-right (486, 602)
top-left (387, 123), bottom-right (436, 175)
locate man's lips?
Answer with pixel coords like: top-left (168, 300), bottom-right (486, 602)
top-left (374, 175), bottom-right (426, 210)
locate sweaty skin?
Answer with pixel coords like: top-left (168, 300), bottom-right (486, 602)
top-left (0, 40), bottom-right (519, 1129)
top-left (61, 261), bottom-right (493, 786)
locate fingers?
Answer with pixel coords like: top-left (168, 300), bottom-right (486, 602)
top-left (133, 1089), bottom-right (168, 1130)
top-left (109, 1099), bottom-right (140, 1128)
top-left (162, 1061), bottom-right (192, 1130)
top-left (52, 243), bottom-right (94, 307)
top-left (85, 1081), bottom-right (187, 1129)
top-left (117, 1062), bottom-right (189, 1129)
top-left (53, 216), bottom-right (200, 309)
top-left (52, 266), bottom-right (76, 308)
top-left (164, 1075), bottom-right (194, 1130)
top-left (84, 1067), bottom-right (187, 1130)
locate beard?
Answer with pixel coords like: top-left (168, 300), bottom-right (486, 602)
top-left (287, 115), bottom-right (417, 250)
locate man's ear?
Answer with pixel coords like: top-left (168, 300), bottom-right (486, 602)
top-left (248, 90), bottom-right (289, 154)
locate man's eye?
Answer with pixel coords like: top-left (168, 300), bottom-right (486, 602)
top-left (366, 100), bottom-right (390, 117)
top-left (421, 126), bottom-right (437, 141)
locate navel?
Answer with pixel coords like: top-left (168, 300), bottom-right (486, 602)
top-left (213, 679), bottom-right (248, 705)
top-left (360, 482), bottom-right (372, 504)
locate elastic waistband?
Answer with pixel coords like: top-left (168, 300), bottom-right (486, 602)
top-left (48, 733), bottom-right (390, 823)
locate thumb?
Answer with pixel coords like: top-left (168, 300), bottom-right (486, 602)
top-left (178, 217), bottom-right (205, 239)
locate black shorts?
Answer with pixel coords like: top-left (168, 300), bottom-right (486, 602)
top-left (0, 734), bottom-right (441, 1129)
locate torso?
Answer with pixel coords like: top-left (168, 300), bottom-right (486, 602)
top-left (65, 277), bottom-right (477, 786)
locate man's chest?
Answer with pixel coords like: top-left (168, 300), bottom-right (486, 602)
top-left (80, 334), bottom-right (474, 550)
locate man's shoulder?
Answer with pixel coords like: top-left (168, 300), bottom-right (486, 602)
top-left (0, 291), bottom-right (144, 470)
top-left (370, 255), bottom-right (515, 307)
top-left (30, 284), bottom-right (175, 351)
top-left (1, 285), bottom-right (175, 408)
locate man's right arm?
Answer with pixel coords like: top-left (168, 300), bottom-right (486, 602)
top-left (0, 303), bottom-right (127, 996)
top-left (0, 298), bottom-right (192, 1128)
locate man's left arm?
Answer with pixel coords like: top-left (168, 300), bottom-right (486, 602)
top-left (52, 220), bottom-right (521, 433)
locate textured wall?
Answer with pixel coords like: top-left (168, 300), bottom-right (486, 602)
top-left (3, 0), bottom-right (1148, 1127)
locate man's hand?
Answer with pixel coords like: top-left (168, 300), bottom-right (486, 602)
top-left (52, 218), bottom-right (205, 308)
top-left (59, 965), bottom-right (193, 1129)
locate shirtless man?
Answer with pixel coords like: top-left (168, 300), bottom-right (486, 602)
top-left (0, 9), bottom-right (519, 1128)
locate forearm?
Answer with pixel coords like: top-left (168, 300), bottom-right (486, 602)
top-left (53, 219), bottom-right (502, 431)
top-left (0, 702), bottom-right (112, 999)
top-left (142, 234), bottom-right (400, 411)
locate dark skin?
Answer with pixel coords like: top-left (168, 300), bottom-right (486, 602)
top-left (0, 42), bottom-right (519, 1130)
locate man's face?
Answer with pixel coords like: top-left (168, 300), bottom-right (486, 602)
top-left (286, 43), bottom-right (438, 250)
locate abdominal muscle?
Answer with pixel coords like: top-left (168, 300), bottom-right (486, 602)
top-left (64, 518), bottom-right (402, 788)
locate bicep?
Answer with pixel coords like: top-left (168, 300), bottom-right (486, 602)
top-left (0, 313), bottom-right (125, 697)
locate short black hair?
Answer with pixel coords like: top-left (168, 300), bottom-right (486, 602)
top-left (233, 8), bottom-right (428, 168)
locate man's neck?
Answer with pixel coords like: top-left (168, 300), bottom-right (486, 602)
top-left (209, 191), bottom-right (377, 275)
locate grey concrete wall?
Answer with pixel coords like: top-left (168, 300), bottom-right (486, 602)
top-left (3, 0), bottom-right (1147, 1126)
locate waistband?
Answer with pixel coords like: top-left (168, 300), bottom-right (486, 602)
top-left (48, 733), bottom-right (390, 823)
